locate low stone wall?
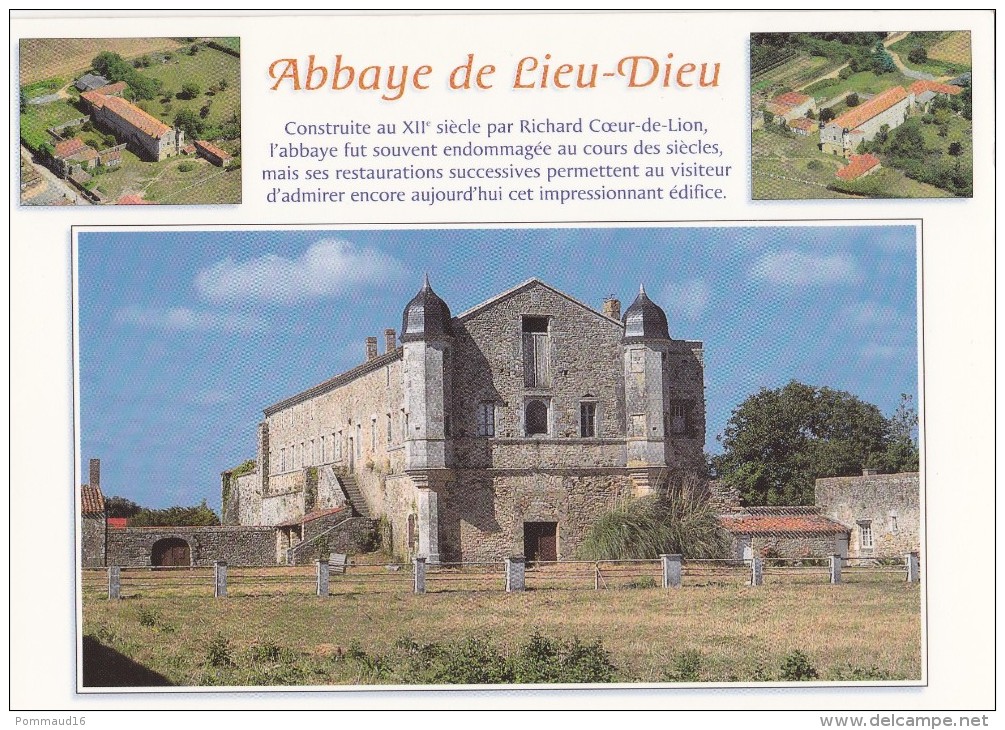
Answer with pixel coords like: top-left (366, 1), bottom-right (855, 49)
top-left (291, 516), bottom-right (377, 564)
top-left (106, 526), bottom-right (274, 567)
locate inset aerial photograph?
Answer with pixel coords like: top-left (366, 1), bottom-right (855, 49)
top-left (751, 31), bottom-right (972, 199)
top-left (19, 37), bottom-right (241, 206)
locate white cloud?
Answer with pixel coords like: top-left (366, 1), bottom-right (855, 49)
top-left (195, 238), bottom-right (406, 304)
top-left (843, 301), bottom-right (901, 327)
top-left (116, 307), bottom-right (267, 333)
top-left (861, 343), bottom-right (898, 360)
top-left (751, 250), bottom-right (858, 286)
top-left (661, 278), bottom-right (710, 319)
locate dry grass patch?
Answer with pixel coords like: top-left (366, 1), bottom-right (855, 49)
top-left (19, 38), bottom-right (187, 85)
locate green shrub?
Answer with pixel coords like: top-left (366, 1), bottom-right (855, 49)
top-left (828, 663), bottom-right (896, 681)
top-left (177, 161), bottom-right (196, 173)
top-left (137, 607), bottom-right (159, 628)
top-left (205, 635), bottom-right (234, 667)
top-left (665, 649), bottom-right (703, 682)
top-left (578, 472), bottom-right (730, 560)
top-left (780, 650), bottom-right (818, 681)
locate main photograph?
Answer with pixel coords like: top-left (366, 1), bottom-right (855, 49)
top-left (76, 224), bottom-right (922, 687)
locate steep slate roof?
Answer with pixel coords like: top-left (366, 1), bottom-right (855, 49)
top-left (622, 284), bottom-right (671, 342)
top-left (836, 153), bottom-right (881, 181)
top-left (831, 86), bottom-right (909, 131)
top-left (81, 92), bottom-right (171, 137)
top-left (720, 514), bottom-right (850, 536)
top-left (81, 484), bottom-right (106, 515)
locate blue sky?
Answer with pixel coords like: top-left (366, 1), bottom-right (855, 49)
top-left (77, 225), bottom-right (919, 510)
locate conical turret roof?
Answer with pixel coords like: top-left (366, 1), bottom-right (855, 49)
top-left (400, 274), bottom-right (453, 342)
top-left (622, 284), bottom-right (670, 342)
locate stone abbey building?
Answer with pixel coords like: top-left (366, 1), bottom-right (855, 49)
top-left (224, 277), bottom-right (706, 563)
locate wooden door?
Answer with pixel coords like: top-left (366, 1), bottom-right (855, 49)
top-left (152, 538), bottom-right (191, 567)
top-left (524, 522), bottom-right (558, 563)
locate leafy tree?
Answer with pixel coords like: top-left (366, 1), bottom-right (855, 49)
top-left (713, 381), bottom-right (903, 506)
top-left (180, 82), bottom-right (202, 99)
top-left (846, 92), bottom-right (860, 107)
top-left (888, 123), bottom-right (926, 158)
top-left (819, 107), bottom-right (836, 123)
top-left (907, 47), bottom-right (928, 64)
top-left (948, 141), bottom-right (963, 156)
top-left (105, 495), bottom-right (142, 518)
top-left (129, 500), bottom-right (220, 527)
top-left (173, 108), bottom-right (204, 139)
top-left (870, 44), bottom-right (895, 74)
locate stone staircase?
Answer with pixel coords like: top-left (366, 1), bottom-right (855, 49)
top-left (337, 471), bottom-right (372, 519)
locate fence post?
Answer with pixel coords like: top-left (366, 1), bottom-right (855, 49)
top-left (751, 556), bottom-right (763, 586)
top-left (829, 554), bottom-right (842, 584)
top-left (661, 554), bottom-right (682, 588)
top-left (413, 556), bottom-right (426, 594)
top-left (906, 552), bottom-right (920, 583)
top-left (316, 559), bottom-right (330, 597)
top-left (214, 561), bottom-right (227, 598)
top-left (505, 555), bottom-right (526, 592)
top-left (107, 566), bottom-right (121, 600)
top-left (594, 562), bottom-right (600, 590)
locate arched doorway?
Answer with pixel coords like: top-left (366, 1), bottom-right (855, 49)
top-left (151, 537), bottom-right (191, 567)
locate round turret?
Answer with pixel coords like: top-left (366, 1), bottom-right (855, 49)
top-left (400, 274), bottom-right (453, 342)
top-left (622, 284), bottom-right (670, 342)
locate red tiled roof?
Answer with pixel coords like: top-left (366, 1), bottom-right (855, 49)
top-left (909, 79), bottom-right (963, 97)
top-left (82, 92), bottom-right (171, 138)
top-left (194, 139), bottom-right (232, 160)
top-left (788, 117), bottom-right (817, 132)
top-left (116, 193), bottom-right (151, 205)
top-left (53, 137), bottom-right (90, 159)
top-left (772, 91), bottom-right (812, 109)
top-left (100, 148), bottom-right (122, 161)
top-left (276, 506), bottom-right (347, 528)
top-left (836, 153), bottom-right (881, 181)
top-left (81, 485), bottom-right (105, 515)
top-left (831, 86), bottom-right (909, 131)
top-left (720, 514), bottom-right (849, 536)
top-left (107, 517), bottom-right (128, 529)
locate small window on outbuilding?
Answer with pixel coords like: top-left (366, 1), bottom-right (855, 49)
top-left (858, 520), bottom-right (874, 550)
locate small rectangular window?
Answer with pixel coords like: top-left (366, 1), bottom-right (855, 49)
top-left (476, 402), bottom-right (495, 437)
top-left (859, 521), bottom-right (874, 550)
top-left (371, 419), bottom-right (377, 450)
top-left (580, 402), bottom-right (597, 437)
top-left (889, 514), bottom-right (899, 534)
top-left (444, 415), bottom-right (452, 437)
top-left (387, 414), bottom-right (393, 444)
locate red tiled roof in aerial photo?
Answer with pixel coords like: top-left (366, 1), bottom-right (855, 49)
top-left (909, 79), bottom-right (963, 97)
top-left (81, 484), bottom-right (106, 515)
top-left (836, 153), bottom-right (881, 181)
top-left (116, 193), bottom-right (152, 205)
top-left (787, 117), bottom-right (818, 133)
top-left (831, 86), bottom-right (909, 131)
top-left (53, 137), bottom-right (90, 159)
top-left (81, 91), bottom-right (171, 138)
top-left (719, 514), bottom-right (850, 536)
top-left (194, 139), bottom-right (232, 160)
top-left (771, 91), bottom-right (812, 110)
top-left (93, 80), bottom-right (127, 96)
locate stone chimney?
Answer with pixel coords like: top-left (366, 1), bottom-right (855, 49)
top-left (384, 328), bottom-right (397, 354)
top-left (603, 296), bottom-right (621, 320)
top-left (366, 336), bottom-right (379, 361)
top-left (89, 458), bottom-right (100, 490)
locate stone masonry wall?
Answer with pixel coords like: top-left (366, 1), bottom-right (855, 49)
top-left (439, 469), bottom-right (634, 562)
top-left (81, 514), bottom-right (106, 568)
top-left (106, 526), bottom-right (274, 567)
top-left (664, 340), bottom-right (706, 471)
top-left (815, 472), bottom-right (920, 558)
top-left (264, 355), bottom-right (405, 522)
top-left (451, 284), bottom-right (625, 453)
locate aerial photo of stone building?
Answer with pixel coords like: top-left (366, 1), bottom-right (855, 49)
top-left (80, 84), bottom-right (184, 161)
top-left (224, 276), bottom-right (706, 564)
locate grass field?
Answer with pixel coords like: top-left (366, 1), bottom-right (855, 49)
top-left (140, 45), bottom-right (241, 130)
top-left (751, 128), bottom-right (954, 200)
top-left (18, 99), bottom-right (83, 149)
top-left (81, 146), bottom-right (240, 204)
top-left (82, 580), bottom-right (922, 686)
top-left (19, 37), bottom-right (187, 85)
